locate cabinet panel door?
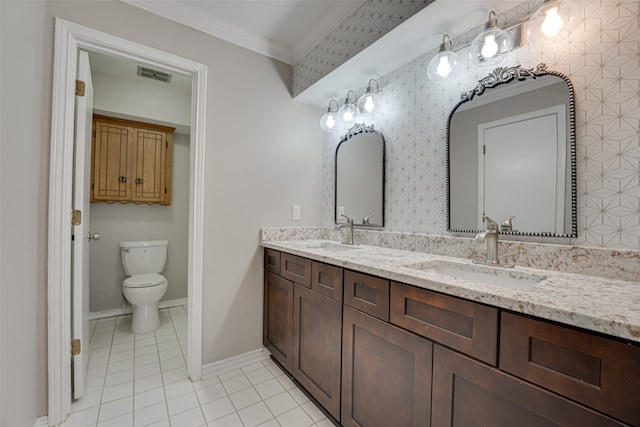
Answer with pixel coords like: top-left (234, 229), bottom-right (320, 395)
top-left (280, 253), bottom-right (312, 287)
top-left (432, 345), bottom-right (626, 427)
top-left (390, 282), bottom-right (498, 365)
top-left (264, 249), bottom-right (281, 275)
top-left (92, 120), bottom-right (131, 201)
top-left (500, 312), bottom-right (640, 426)
top-left (132, 128), bottom-right (168, 204)
top-left (293, 284), bottom-right (342, 420)
top-left (342, 306), bottom-right (432, 427)
top-left (263, 272), bottom-right (293, 373)
top-left (343, 270), bottom-right (389, 321)
top-left (311, 262), bottom-right (343, 301)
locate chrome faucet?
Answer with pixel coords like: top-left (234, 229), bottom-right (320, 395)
top-left (336, 214), bottom-right (355, 245)
top-left (475, 215), bottom-right (501, 265)
top-left (362, 215), bottom-right (374, 225)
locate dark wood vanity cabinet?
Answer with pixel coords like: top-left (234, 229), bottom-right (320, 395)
top-left (263, 272), bottom-right (294, 372)
top-left (293, 283), bottom-right (342, 420)
top-left (263, 249), bottom-right (639, 426)
top-left (341, 306), bottom-right (432, 427)
top-left (432, 345), bottom-right (626, 427)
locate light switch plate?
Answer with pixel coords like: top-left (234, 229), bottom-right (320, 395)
top-left (292, 205), bottom-right (301, 221)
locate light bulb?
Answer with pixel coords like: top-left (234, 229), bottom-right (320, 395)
top-left (342, 110), bottom-right (354, 122)
top-left (363, 96), bottom-right (375, 112)
top-left (325, 115), bottom-right (335, 128)
top-left (481, 34), bottom-right (499, 58)
top-left (436, 56), bottom-right (452, 77)
top-left (541, 7), bottom-right (564, 37)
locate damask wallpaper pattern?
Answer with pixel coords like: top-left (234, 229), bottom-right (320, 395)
top-left (321, 0), bottom-right (640, 250)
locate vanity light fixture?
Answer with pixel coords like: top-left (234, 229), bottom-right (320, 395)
top-left (528, 0), bottom-right (577, 41)
top-left (469, 10), bottom-right (512, 66)
top-left (338, 90), bottom-right (359, 124)
top-left (427, 34), bottom-right (461, 83)
top-left (320, 99), bottom-right (339, 132)
top-left (357, 79), bottom-right (381, 117)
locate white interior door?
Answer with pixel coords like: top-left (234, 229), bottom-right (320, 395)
top-left (72, 50), bottom-right (93, 399)
top-left (477, 105), bottom-right (566, 233)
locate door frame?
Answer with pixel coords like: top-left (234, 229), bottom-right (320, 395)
top-left (48, 18), bottom-right (207, 425)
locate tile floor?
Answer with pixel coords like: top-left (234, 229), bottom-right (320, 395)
top-left (60, 307), bottom-right (333, 427)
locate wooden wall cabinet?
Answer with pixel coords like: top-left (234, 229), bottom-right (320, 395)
top-left (91, 115), bottom-right (174, 205)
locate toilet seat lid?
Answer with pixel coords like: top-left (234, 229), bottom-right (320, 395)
top-left (123, 273), bottom-right (166, 288)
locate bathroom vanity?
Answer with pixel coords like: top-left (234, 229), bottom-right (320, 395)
top-left (262, 239), bottom-right (640, 427)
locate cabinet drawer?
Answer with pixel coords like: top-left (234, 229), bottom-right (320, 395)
top-left (390, 283), bottom-right (498, 365)
top-left (311, 262), bottom-right (343, 301)
top-left (280, 253), bottom-right (311, 287)
top-left (500, 312), bottom-right (640, 426)
top-left (264, 249), bottom-right (280, 275)
top-left (343, 270), bottom-right (389, 321)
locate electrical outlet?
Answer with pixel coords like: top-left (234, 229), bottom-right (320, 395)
top-left (292, 205), bottom-right (301, 221)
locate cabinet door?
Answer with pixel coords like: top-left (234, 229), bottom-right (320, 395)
top-left (342, 306), bottom-right (432, 427)
top-left (293, 284), bottom-right (342, 420)
top-left (92, 119), bottom-right (131, 202)
top-left (432, 345), bottom-right (627, 427)
top-left (131, 127), bottom-right (171, 204)
top-left (263, 272), bottom-right (293, 373)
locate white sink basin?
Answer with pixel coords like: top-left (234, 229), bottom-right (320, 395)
top-left (288, 241), bottom-right (361, 252)
top-left (406, 260), bottom-right (546, 290)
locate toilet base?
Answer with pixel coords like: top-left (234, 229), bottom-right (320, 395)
top-left (130, 302), bottom-right (160, 334)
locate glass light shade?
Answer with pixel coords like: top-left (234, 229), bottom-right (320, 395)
top-left (427, 50), bottom-right (460, 83)
top-left (319, 110), bottom-right (338, 132)
top-left (338, 101), bottom-right (358, 123)
top-left (527, 0), bottom-right (578, 42)
top-left (357, 92), bottom-right (380, 117)
top-left (469, 11), bottom-right (511, 66)
top-left (469, 27), bottom-right (511, 66)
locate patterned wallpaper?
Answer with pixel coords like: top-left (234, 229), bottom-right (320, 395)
top-left (321, 0), bottom-right (640, 250)
top-left (292, 0), bottom-right (433, 97)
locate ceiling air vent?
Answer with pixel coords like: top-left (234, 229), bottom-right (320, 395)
top-left (137, 66), bottom-right (172, 83)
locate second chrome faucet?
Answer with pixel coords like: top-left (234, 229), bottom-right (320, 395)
top-left (337, 214), bottom-right (355, 245)
top-left (475, 215), bottom-right (512, 267)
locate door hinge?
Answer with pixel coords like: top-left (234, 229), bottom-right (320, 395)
top-left (75, 80), bottom-right (86, 97)
top-left (72, 209), bottom-right (82, 226)
top-left (71, 339), bottom-right (81, 356)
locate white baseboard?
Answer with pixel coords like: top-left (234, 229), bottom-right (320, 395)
top-left (88, 297), bottom-right (188, 320)
top-left (33, 416), bottom-right (48, 427)
top-left (201, 348), bottom-right (270, 379)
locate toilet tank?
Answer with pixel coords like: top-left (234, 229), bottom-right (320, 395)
top-left (120, 240), bottom-right (168, 275)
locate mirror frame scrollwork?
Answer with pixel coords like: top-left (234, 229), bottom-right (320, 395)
top-left (446, 63), bottom-right (577, 238)
top-left (335, 123), bottom-right (386, 227)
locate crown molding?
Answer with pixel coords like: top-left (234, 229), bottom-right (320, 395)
top-left (122, 0), bottom-right (294, 64)
top-left (291, 1), bottom-right (365, 64)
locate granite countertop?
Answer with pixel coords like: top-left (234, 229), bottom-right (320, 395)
top-left (262, 239), bottom-right (640, 344)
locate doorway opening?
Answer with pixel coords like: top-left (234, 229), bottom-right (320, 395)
top-left (48, 18), bottom-right (207, 426)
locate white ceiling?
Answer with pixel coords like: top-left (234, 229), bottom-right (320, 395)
top-left (122, 0), bottom-right (366, 65)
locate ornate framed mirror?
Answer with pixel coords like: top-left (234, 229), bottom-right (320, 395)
top-left (447, 63), bottom-right (577, 237)
top-left (335, 123), bottom-right (385, 227)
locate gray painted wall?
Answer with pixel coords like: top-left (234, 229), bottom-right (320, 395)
top-left (1, 0), bottom-right (324, 422)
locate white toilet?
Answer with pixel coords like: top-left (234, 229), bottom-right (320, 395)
top-left (120, 240), bottom-right (168, 334)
